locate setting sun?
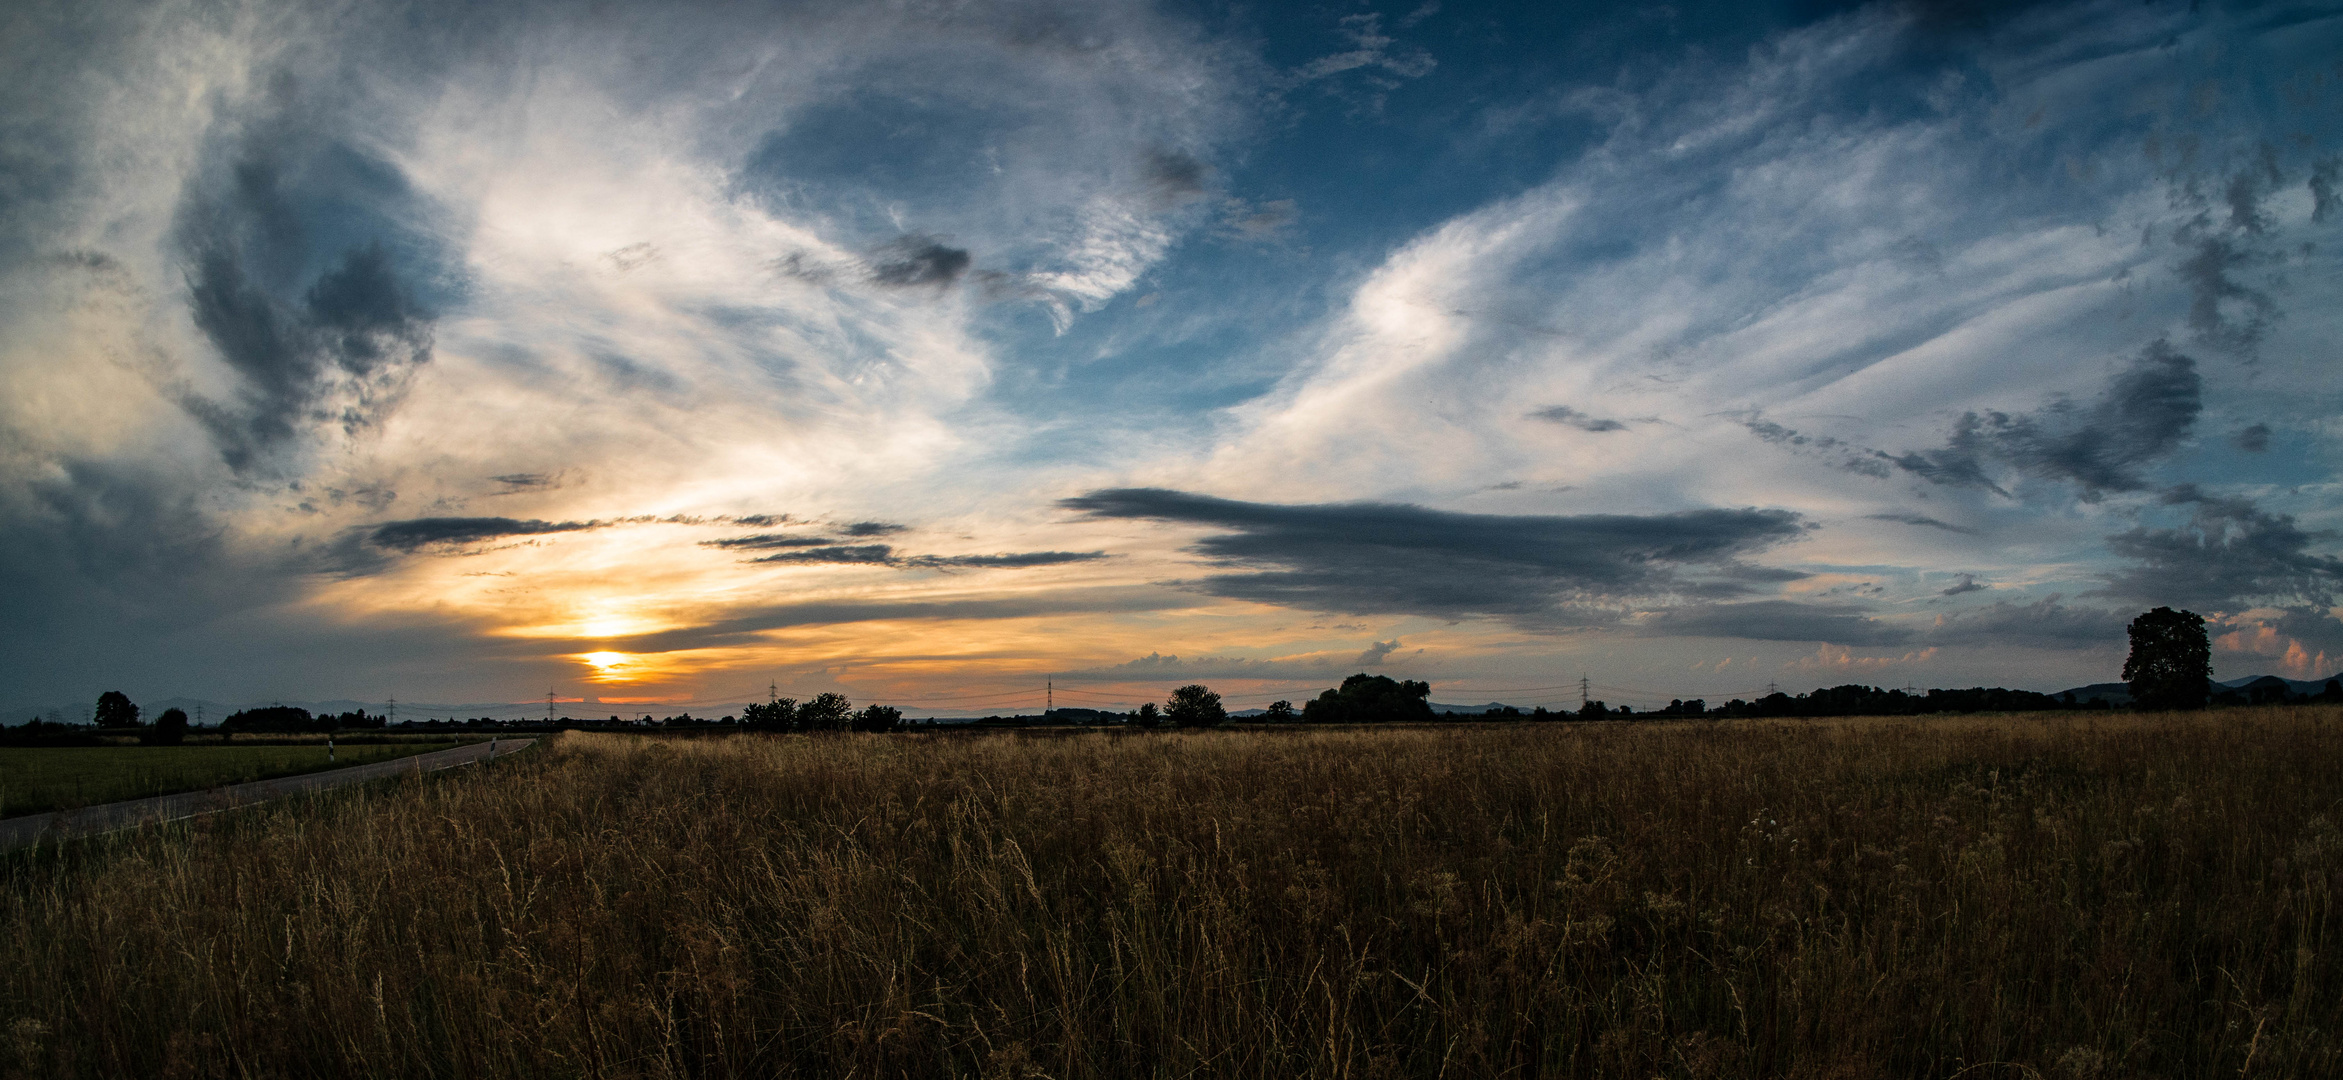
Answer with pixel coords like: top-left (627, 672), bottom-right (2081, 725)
top-left (581, 651), bottom-right (631, 674)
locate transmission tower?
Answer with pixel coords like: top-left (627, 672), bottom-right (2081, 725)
top-left (769, 680), bottom-right (778, 703)
top-left (1579, 675), bottom-right (1591, 707)
top-left (1767, 681), bottom-right (1778, 696)
top-left (387, 695), bottom-right (396, 725)
top-left (546, 686), bottom-right (556, 724)
top-left (1047, 678), bottom-right (1054, 713)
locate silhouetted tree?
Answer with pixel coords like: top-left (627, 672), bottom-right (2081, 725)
top-left (144, 707), bottom-right (189, 746)
top-left (220, 706), bottom-right (315, 733)
top-left (800, 692), bottom-right (854, 732)
top-left (1301, 674), bottom-right (1433, 723)
top-left (93, 690), bottom-right (140, 728)
top-left (1166, 684), bottom-right (1226, 728)
top-left (852, 704), bottom-right (902, 732)
top-left (1263, 699), bottom-right (1296, 722)
top-left (1134, 702), bottom-right (1161, 729)
top-left (742, 698), bottom-right (798, 730)
top-left (2123, 607), bottom-right (2210, 711)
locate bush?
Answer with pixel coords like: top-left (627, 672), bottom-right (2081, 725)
top-left (142, 708), bottom-right (189, 746)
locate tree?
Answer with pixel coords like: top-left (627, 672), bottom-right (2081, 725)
top-left (800, 692), bottom-right (854, 732)
top-left (93, 690), bottom-right (140, 728)
top-left (1263, 699), bottom-right (1296, 722)
top-left (2123, 607), bottom-right (2210, 711)
top-left (743, 698), bottom-right (798, 730)
top-left (1301, 674), bottom-right (1433, 724)
top-left (144, 707), bottom-right (189, 746)
top-left (221, 705), bottom-right (316, 733)
top-left (1166, 684), bottom-right (1226, 728)
top-left (1134, 702), bottom-right (1161, 729)
top-left (852, 704), bottom-right (902, 732)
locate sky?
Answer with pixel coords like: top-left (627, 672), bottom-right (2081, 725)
top-left (4, 0), bottom-right (2341, 718)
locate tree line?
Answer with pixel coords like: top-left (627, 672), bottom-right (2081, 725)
top-left (19, 609), bottom-right (2322, 748)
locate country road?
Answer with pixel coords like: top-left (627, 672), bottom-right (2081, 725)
top-left (0, 738), bottom-right (536, 852)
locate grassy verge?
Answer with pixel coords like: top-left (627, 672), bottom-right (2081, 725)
top-left (0, 743), bottom-right (465, 817)
top-left (1, 711), bottom-right (2338, 1077)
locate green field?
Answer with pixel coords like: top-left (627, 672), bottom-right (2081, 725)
top-left (0, 743), bottom-right (465, 816)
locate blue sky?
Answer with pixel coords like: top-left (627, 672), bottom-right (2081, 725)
top-left (3, 0), bottom-right (2339, 715)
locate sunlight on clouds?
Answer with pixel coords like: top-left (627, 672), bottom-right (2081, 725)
top-left (2, 0), bottom-right (2334, 710)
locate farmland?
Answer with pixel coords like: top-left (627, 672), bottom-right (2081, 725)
top-left (0, 741), bottom-right (468, 817)
top-left (1, 710), bottom-right (2338, 1077)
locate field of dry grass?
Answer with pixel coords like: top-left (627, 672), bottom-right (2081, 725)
top-left (2, 709), bottom-right (2338, 1078)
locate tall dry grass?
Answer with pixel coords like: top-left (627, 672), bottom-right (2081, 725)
top-left (3, 710), bottom-right (2340, 1078)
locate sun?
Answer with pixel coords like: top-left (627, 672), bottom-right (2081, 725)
top-left (581, 651), bottom-right (630, 673)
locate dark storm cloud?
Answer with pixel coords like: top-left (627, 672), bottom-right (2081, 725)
top-left (367, 517), bottom-right (604, 552)
top-left (591, 587), bottom-right (1204, 655)
top-left (841, 521), bottom-right (910, 536)
top-left (0, 454), bottom-right (311, 696)
top-left (2098, 486), bottom-right (2343, 611)
top-left (1532, 405), bottom-right (1628, 433)
top-left (1925, 597), bottom-right (2129, 648)
top-left (900, 551), bottom-right (1108, 569)
top-left (1059, 487), bottom-right (1806, 620)
top-left (1141, 147), bottom-right (1208, 203)
top-left (2261, 607), bottom-right (2343, 658)
top-left (1634, 595), bottom-right (2129, 650)
top-left (866, 235), bottom-right (971, 288)
top-left (702, 533), bottom-right (840, 551)
top-left (2221, 152), bottom-right (2284, 236)
top-left (0, 458), bottom-right (239, 618)
top-left (1941, 573), bottom-right (1985, 596)
top-left (2175, 234), bottom-right (2275, 354)
top-left (2312, 158), bottom-right (2340, 224)
top-left (1885, 341), bottom-right (2201, 498)
top-left (1740, 416), bottom-right (1893, 478)
top-left (747, 544), bottom-right (1106, 569)
top-left (1867, 513), bottom-right (1980, 535)
top-left (1633, 601), bottom-right (1913, 646)
top-left (2233, 424), bottom-right (2271, 453)
top-left (751, 544), bottom-right (900, 565)
top-left (172, 121), bottom-right (447, 470)
top-left (1054, 638), bottom-right (1409, 683)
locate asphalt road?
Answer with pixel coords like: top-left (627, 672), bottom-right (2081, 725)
top-left (0, 738), bottom-right (535, 852)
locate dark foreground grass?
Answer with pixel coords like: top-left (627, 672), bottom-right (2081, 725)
top-left (0, 743), bottom-right (466, 817)
top-left (2, 711), bottom-right (2339, 1078)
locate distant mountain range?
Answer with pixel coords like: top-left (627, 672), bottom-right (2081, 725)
top-left (2056, 673), bottom-right (2343, 704)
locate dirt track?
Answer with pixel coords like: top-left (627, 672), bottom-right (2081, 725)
top-left (0, 738), bottom-right (534, 852)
